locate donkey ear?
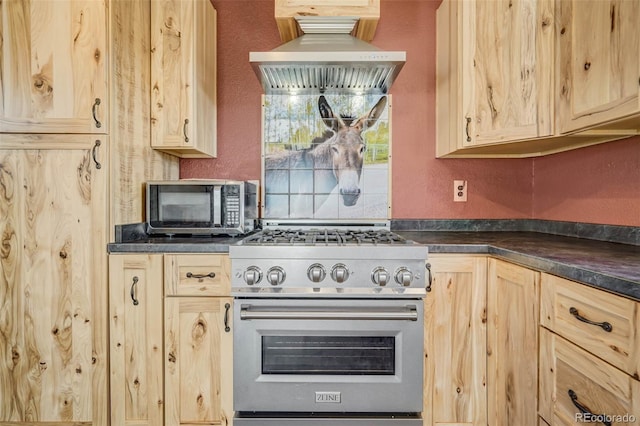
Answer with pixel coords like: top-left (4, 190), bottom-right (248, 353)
top-left (352, 96), bottom-right (387, 132)
top-left (318, 96), bottom-right (343, 132)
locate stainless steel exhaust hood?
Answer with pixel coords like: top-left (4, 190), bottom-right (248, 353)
top-left (250, 17), bottom-right (406, 95)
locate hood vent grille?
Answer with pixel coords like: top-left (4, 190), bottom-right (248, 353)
top-left (257, 64), bottom-right (398, 94)
top-left (250, 17), bottom-right (405, 95)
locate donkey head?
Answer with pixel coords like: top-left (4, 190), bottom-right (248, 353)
top-left (318, 95), bottom-right (387, 207)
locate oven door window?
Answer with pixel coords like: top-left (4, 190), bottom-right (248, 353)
top-left (262, 336), bottom-right (395, 375)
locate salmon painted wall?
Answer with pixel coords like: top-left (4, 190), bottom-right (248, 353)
top-left (181, 0), bottom-right (640, 226)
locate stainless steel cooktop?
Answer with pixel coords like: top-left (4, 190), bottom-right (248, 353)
top-left (230, 228), bottom-right (428, 298)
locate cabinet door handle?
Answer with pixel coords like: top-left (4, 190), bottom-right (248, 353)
top-left (92, 98), bottom-right (102, 128)
top-left (569, 307), bottom-right (612, 332)
top-left (92, 140), bottom-right (102, 169)
top-left (568, 390), bottom-right (611, 426)
top-left (224, 303), bottom-right (231, 332)
top-left (183, 118), bottom-right (189, 143)
top-left (425, 262), bottom-right (432, 292)
top-left (186, 272), bottom-right (216, 279)
top-left (130, 276), bottom-right (139, 306)
top-left (465, 117), bottom-right (472, 142)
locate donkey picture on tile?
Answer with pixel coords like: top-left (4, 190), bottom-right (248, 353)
top-left (265, 95), bottom-right (387, 213)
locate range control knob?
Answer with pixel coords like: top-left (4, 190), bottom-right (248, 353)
top-left (371, 267), bottom-right (390, 287)
top-left (307, 263), bottom-right (326, 283)
top-left (330, 264), bottom-right (350, 283)
top-left (394, 267), bottom-right (414, 287)
top-left (266, 266), bottom-right (286, 286)
top-left (243, 266), bottom-right (262, 286)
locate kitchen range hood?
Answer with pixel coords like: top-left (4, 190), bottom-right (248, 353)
top-left (250, 17), bottom-right (406, 95)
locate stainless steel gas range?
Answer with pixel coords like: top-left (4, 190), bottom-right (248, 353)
top-left (229, 226), bottom-right (428, 426)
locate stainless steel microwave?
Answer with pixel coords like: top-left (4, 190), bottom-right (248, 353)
top-left (146, 180), bottom-right (258, 236)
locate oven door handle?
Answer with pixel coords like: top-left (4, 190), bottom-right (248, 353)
top-left (240, 307), bottom-right (419, 321)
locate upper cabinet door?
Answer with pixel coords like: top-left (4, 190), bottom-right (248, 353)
top-left (464, 0), bottom-right (554, 146)
top-left (557, 0), bottom-right (640, 133)
top-left (151, 0), bottom-right (217, 158)
top-left (0, 0), bottom-right (108, 134)
top-left (436, 0), bottom-right (555, 156)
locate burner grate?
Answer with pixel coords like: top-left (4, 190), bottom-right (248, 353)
top-left (242, 228), bottom-right (408, 246)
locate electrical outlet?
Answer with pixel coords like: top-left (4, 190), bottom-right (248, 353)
top-left (454, 180), bottom-right (467, 202)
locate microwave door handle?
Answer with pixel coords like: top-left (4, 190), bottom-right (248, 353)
top-left (213, 185), bottom-right (222, 226)
top-left (240, 308), bottom-right (418, 321)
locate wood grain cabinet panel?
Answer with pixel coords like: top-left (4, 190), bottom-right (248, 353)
top-left (424, 255), bottom-right (487, 426)
top-left (274, 0), bottom-right (380, 42)
top-left (540, 273), bottom-right (640, 380)
top-left (0, 143), bottom-right (107, 423)
top-left (164, 254), bottom-right (231, 297)
top-left (151, 0), bottom-right (217, 158)
top-left (164, 297), bottom-right (233, 426)
top-left (487, 258), bottom-right (540, 426)
top-left (109, 254), bottom-right (164, 426)
top-left (435, 0), bottom-right (631, 157)
top-left (436, 0), bottom-right (555, 157)
top-left (557, 0), bottom-right (640, 134)
top-left (539, 328), bottom-right (640, 425)
top-left (0, 0), bottom-right (108, 134)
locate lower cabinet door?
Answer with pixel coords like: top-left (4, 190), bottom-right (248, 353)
top-left (424, 255), bottom-right (488, 426)
top-left (109, 254), bottom-right (164, 426)
top-left (539, 328), bottom-right (640, 425)
top-left (0, 146), bottom-right (107, 423)
top-left (165, 297), bottom-right (233, 426)
top-left (487, 258), bottom-right (540, 426)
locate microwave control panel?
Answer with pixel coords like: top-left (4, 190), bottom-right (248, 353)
top-left (224, 185), bottom-right (241, 227)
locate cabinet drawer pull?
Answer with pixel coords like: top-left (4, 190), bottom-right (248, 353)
top-left (186, 272), bottom-right (216, 279)
top-left (569, 307), bottom-right (612, 332)
top-left (465, 117), bottom-right (472, 142)
top-left (568, 390), bottom-right (611, 426)
top-left (183, 118), bottom-right (189, 143)
top-left (92, 140), bottom-right (102, 169)
top-left (224, 303), bottom-right (231, 332)
top-left (130, 276), bottom-right (139, 306)
top-left (92, 98), bottom-right (102, 128)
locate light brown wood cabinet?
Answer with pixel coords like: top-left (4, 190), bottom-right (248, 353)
top-left (539, 273), bottom-right (640, 425)
top-left (274, 0), bottom-right (380, 42)
top-left (557, 0), bottom-right (640, 134)
top-left (540, 273), bottom-right (640, 378)
top-left (151, 0), bottom-right (218, 158)
top-left (0, 141), bottom-right (108, 424)
top-left (539, 329), bottom-right (640, 425)
top-left (487, 258), bottom-right (540, 426)
top-left (164, 254), bottom-right (233, 426)
top-left (109, 254), bottom-right (164, 426)
top-left (436, 0), bottom-right (633, 158)
top-left (164, 254), bottom-right (231, 297)
top-left (0, 0), bottom-right (108, 134)
top-left (424, 255), bottom-right (488, 426)
top-left (108, 253), bottom-right (233, 426)
top-left (436, 0), bottom-right (555, 157)
top-left (1, 0), bottom-right (178, 424)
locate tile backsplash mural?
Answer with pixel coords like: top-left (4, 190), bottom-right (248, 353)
top-left (262, 94), bottom-right (391, 220)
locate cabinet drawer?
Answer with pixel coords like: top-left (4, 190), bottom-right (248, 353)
top-left (540, 273), bottom-right (640, 378)
top-left (539, 329), bottom-right (640, 425)
top-left (164, 254), bottom-right (230, 296)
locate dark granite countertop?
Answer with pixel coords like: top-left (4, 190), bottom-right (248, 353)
top-left (396, 231), bottom-right (640, 301)
top-left (107, 234), bottom-right (246, 253)
top-left (108, 227), bottom-right (640, 302)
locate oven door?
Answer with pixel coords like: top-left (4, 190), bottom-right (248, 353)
top-left (233, 298), bottom-right (424, 414)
